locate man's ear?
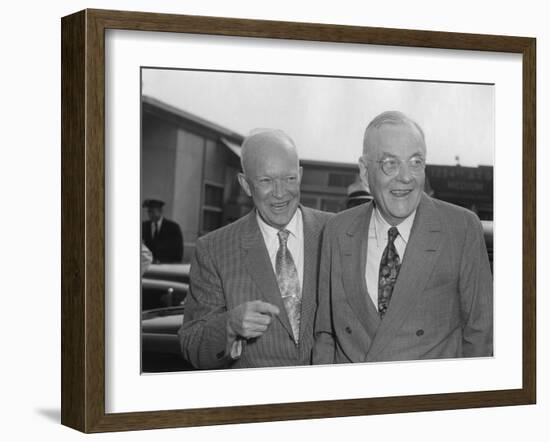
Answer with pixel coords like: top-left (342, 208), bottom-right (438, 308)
top-left (358, 156), bottom-right (371, 193)
top-left (298, 166), bottom-right (303, 183)
top-left (237, 173), bottom-right (252, 197)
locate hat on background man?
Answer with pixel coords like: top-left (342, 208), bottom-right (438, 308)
top-left (346, 176), bottom-right (373, 209)
top-left (142, 199), bottom-right (165, 209)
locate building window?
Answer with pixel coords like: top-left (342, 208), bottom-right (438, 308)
top-left (328, 172), bottom-right (356, 188)
top-left (202, 182), bottom-right (224, 233)
top-left (204, 183), bottom-right (224, 207)
top-left (300, 196), bottom-right (319, 209)
top-left (202, 208), bottom-right (223, 233)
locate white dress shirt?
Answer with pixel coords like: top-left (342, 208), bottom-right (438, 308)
top-left (365, 207), bottom-right (416, 308)
top-left (151, 217), bottom-right (163, 237)
top-left (256, 208), bottom-right (304, 291)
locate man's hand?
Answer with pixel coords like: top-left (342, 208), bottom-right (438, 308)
top-left (227, 300), bottom-right (280, 340)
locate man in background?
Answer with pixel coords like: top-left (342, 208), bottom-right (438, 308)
top-left (140, 242), bottom-right (153, 276)
top-left (346, 177), bottom-right (373, 209)
top-left (179, 129), bottom-right (332, 369)
top-left (142, 199), bottom-right (184, 263)
top-left (313, 111), bottom-right (493, 364)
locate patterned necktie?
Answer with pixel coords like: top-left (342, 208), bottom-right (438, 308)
top-left (378, 226), bottom-right (401, 318)
top-left (276, 229), bottom-right (302, 344)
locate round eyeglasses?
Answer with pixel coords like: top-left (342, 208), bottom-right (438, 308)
top-left (376, 156), bottom-right (426, 177)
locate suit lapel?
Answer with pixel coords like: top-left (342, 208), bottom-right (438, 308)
top-left (366, 194), bottom-right (443, 361)
top-left (298, 207), bottom-right (322, 340)
top-left (240, 212), bottom-right (294, 339)
top-left (340, 203), bottom-right (381, 338)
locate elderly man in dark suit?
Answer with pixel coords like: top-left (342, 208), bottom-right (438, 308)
top-left (142, 199), bottom-right (184, 263)
top-left (313, 111), bottom-right (493, 364)
top-left (179, 129), bottom-right (332, 369)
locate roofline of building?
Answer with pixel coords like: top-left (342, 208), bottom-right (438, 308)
top-left (299, 158), bottom-right (358, 169)
top-left (142, 95), bottom-right (245, 144)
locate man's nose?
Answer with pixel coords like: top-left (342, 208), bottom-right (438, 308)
top-left (396, 162), bottom-right (413, 182)
top-left (272, 179), bottom-right (285, 198)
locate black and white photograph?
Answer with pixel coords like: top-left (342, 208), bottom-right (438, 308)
top-left (140, 68), bottom-right (494, 373)
top-left (52, 3), bottom-right (537, 436)
top-left (4, 0), bottom-right (543, 437)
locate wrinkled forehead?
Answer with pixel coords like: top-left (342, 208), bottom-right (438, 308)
top-left (364, 122), bottom-right (426, 158)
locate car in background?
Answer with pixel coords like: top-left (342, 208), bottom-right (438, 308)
top-left (142, 278), bottom-right (188, 310)
top-left (142, 305), bottom-right (193, 372)
top-left (142, 263), bottom-right (190, 310)
top-left (141, 263), bottom-right (193, 372)
top-left (143, 263), bottom-right (191, 284)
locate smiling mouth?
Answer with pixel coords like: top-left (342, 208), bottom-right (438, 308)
top-left (271, 201), bottom-right (290, 211)
top-left (390, 189), bottom-right (413, 197)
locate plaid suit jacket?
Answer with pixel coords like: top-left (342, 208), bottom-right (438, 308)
top-left (313, 193), bottom-right (493, 364)
top-left (179, 206), bottom-right (333, 369)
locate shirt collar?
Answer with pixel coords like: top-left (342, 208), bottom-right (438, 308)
top-left (256, 207), bottom-right (302, 241)
top-left (369, 205), bottom-right (416, 247)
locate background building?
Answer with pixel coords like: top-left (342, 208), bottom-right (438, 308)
top-left (142, 96), bottom-right (246, 262)
top-left (142, 97), bottom-right (493, 262)
top-left (425, 164), bottom-right (493, 220)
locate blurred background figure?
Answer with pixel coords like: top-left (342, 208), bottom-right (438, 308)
top-left (346, 176), bottom-right (373, 209)
top-left (142, 199), bottom-right (184, 263)
top-left (140, 242), bottom-right (153, 276)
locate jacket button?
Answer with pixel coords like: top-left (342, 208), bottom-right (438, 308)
top-left (416, 329), bottom-right (424, 337)
top-left (345, 326), bottom-right (352, 334)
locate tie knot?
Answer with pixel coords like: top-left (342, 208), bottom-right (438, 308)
top-left (388, 226), bottom-right (399, 243)
top-left (277, 229), bottom-right (290, 245)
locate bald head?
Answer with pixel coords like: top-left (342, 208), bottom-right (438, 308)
top-left (238, 129), bottom-right (302, 229)
top-left (241, 129), bottom-right (299, 177)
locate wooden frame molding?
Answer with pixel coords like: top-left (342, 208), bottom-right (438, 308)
top-left (61, 9), bottom-right (536, 433)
